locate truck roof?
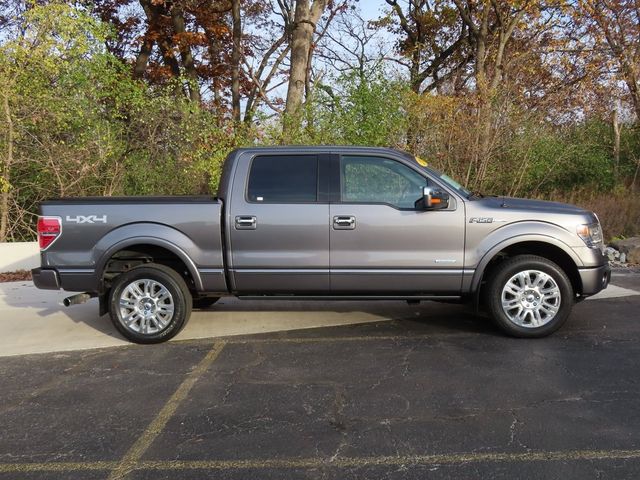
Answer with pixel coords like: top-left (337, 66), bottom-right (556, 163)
top-left (230, 145), bottom-right (413, 157)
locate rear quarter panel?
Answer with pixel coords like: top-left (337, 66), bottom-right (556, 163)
top-left (39, 199), bottom-right (225, 292)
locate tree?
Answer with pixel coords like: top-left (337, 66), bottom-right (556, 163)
top-left (379, 0), bottom-right (469, 94)
top-left (0, 3), bottom-right (132, 240)
top-left (281, 0), bottom-right (332, 139)
top-left (92, 0), bottom-right (271, 114)
top-left (241, 1), bottom-right (293, 122)
top-left (451, 0), bottom-right (573, 186)
top-left (284, 1), bottom-right (329, 113)
top-left (317, 8), bottom-right (389, 83)
top-left (578, 0), bottom-right (640, 121)
top-left (231, 0), bottom-right (242, 121)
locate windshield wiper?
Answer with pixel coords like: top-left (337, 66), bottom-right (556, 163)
top-left (469, 191), bottom-right (485, 199)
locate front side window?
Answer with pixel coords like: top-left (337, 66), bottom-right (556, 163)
top-left (248, 155), bottom-right (318, 203)
top-left (341, 156), bottom-right (428, 209)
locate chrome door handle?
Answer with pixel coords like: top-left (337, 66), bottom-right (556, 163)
top-left (235, 215), bottom-right (257, 230)
top-left (333, 215), bottom-right (356, 230)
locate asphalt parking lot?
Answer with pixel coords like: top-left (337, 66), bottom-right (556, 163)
top-left (1, 272), bottom-right (639, 479)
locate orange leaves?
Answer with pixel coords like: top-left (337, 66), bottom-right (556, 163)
top-left (172, 31), bottom-right (207, 47)
top-left (207, 23), bottom-right (230, 36)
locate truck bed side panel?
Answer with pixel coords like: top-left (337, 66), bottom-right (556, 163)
top-left (39, 197), bottom-right (226, 293)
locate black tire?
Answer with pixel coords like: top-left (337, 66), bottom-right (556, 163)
top-left (109, 263), bottom-right (192, 344)
top-left (192, 297), bottom-right (220, 309)
top-left (485, 255), bottom-right (574, 338)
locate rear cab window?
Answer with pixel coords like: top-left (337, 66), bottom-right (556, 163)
top-left (247, 155), bottom-right (318, 203)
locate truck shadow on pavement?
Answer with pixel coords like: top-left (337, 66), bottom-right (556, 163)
top-left (0, 281), bottom-right (125, 340)
top-left (0, 280), bottom-right (502, 356)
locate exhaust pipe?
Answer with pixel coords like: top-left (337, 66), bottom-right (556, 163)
top-left (63, 293), bottom-right (92, 307)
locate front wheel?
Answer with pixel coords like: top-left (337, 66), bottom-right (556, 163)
top-left (109, 263), bottom-right (192, 344)
top-left (486, 255), bottom-right (574, 338)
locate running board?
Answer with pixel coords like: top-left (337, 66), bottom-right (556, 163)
top-left (236, 295), bottom-right (462, 301)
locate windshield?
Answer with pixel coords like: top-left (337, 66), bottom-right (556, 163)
top-left (412, 156), bottom-right (473, 198)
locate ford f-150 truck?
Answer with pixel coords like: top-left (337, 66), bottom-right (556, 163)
top-left (32, 146), bottom-right (611, 343)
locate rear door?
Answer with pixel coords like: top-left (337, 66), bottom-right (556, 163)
top-left (329, 154), bottom-right (465, 294)
top-left (228, 153), bottom-right (330, 293)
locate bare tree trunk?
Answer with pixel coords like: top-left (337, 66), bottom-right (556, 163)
top-left (613, 106), bottom-right (621, 180)
top-left (631, 155), bottom-right (640, 193)
top-left (474, 100), bottom-right (494, 188)
top-left (139, 0), bottom-right (182, 97)
top-left (171, 7), bottom-right (201, 103)
top-left (284, 1), bottom-right (315, 131)
top-left (243, 34), bottom-right (289, 123)
top-left (133, 29), bottom-right (154, 79)
top-left (468, 4), bottom-right (490, 188)
top-left (1, 89), bottom-right (13, 242)
top-left (283, 0), bottom-right (327, 141)
top-left (612, 45), bottom-right (640, 122)
top-left (231, 0), bottom-right (242, 122)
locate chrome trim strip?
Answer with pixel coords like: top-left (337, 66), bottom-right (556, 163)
top-left (232, 269), bottom-right (327, 274)
top-left (231, 268), bottom-right (466, 275)
top-left (58, 269), bottom-right (94, 274)
top-left (238, 295), bottom-right (462, 300)
top-left (198, 268), bottom-right (225, 274)
top-left (331, 269), bottom-right (464, 275)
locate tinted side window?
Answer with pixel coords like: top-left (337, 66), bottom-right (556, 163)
top-left (341, 156), bottom-right (428, 209)
top-left (248, 155), bottom-right (318, 203)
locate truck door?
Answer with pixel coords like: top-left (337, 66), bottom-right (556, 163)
top-left (329, 154), bottom-right (465, 294)
top-left (228, 153), bottom-right (330, 293)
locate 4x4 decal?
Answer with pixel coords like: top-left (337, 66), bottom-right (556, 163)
top-left (65, 215), bottom-right (107, 224)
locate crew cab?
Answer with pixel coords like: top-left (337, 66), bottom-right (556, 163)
top-left (32, 147), bottom-right (610, 343)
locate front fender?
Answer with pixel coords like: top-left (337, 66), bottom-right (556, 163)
top-left (94, 223), bottom-right (204, 291)
top-left (466, 221), bottom-right (583, 293)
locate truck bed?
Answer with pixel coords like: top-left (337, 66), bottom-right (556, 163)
top-left (41, 195), bottom-right (218, 204)
top-left (38, 196), bottom-right (227, 294)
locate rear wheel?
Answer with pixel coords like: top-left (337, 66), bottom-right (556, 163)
top-left (109, 263), bottom-right (192, 344)
top-left (486, 255), bottom-right (574, 338)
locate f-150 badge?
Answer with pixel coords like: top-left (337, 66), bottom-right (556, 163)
top-left (469, 217), bottom-right (506, 224)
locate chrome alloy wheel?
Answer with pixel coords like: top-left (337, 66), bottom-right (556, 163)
top-left (118, 279), bottom-right (175, 334)
top-left (500, 270), bottom-right (561, 328)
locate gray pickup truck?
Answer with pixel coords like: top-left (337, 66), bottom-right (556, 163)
top-left (32, 146), bottom-right (610, 343)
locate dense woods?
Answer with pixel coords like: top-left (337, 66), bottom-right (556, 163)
top-left (1, 0), bottom-right (639, 241)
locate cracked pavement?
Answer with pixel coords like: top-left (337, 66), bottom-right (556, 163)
top-left (0, 272), bottom-right (639, 479)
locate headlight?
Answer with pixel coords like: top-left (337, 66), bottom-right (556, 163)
top-left (577, 222), bottom-right (604, 251)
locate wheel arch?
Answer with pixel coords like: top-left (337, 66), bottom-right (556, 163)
top-left (97, 236), bottom-right (203, 292)
top-left (471, 236), bottom-right (583, 297)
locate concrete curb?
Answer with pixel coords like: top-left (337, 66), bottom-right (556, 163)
top-left (0, 241), bottom-right (39, 272)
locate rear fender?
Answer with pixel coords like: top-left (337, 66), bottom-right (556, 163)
top-left (94, 223), bottom-right (203, 291)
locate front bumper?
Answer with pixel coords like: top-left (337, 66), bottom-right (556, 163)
top-left (31, 268), bottom-right (60, 290)
top-left (578, 263), bottom-right (611, 296)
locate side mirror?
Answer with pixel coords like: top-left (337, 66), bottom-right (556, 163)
top-left (415, 186), bottom-right (449, 210)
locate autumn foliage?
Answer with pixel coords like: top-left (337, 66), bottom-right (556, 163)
top-left (0, 0), bottom-right (639, 241)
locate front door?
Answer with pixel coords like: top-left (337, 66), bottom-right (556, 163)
top-left (330, 154), bottom-right (465, 294)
